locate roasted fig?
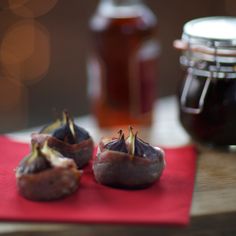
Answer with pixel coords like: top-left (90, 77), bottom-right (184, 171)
top-left (16, 141), bottom-right (81, 201)
top-left (93, 127), bottom-right (165, 189)
top-left (103, 130), bottom-right (128, 153)
top-left (32, 111), bottom-right (94, 169)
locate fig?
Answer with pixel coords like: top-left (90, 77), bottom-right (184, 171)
top-left (32, 111), bottom-right (94, 169)
top-left (93, 127), bottom-right (165, 189)
top-left (104, 130), bottom-right (128, 153)
top-left (16, 141), bottom-right (81, 201)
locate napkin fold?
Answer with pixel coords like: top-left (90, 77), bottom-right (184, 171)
top-left (0, 136), bottom-right (196, 226)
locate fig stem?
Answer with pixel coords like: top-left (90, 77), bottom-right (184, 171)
top-left (39, 119), bottom-right (62, 134)
top-left (63, 111), bottom-right (77, 142)
top-left (118, 129), bottom-right (123, 139)
top-left (63, 110), bottom-right (69, 125)
top-left (40, 140), bottom-right (62, 163)
top-left (28, 143), bottom-right (42, 163)
top-left (68, 117), bottom-right (76, 139)
top-left (128, 126), bottom-right (135, 156)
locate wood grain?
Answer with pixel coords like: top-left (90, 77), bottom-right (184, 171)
top-left (192, 147), bottom-right (236, 216)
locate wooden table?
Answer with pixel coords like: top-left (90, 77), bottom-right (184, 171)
top-left (1, 96), bottom-right (236, 236)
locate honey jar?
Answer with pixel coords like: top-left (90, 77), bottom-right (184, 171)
top-left (88, 0), bottom-right (159, 128)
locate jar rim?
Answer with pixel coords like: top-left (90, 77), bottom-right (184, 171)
top-left (183, 16), bottom-right (236, 46)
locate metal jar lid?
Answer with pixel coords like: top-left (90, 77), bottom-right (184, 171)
top-left (183, 16), bottom-right (236, 47)
top-left (175, 17), bottom-right (236, 114)
top-left (174, 16), bottom-right (236, 62)
top-left (174, 16), bottom-right (236, 79)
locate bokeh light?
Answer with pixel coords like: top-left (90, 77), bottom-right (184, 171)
top-left (1, 20), bottom-right (50, 83)
top-left (1, 20), bottom-right (34, 65)
top-left (9, 0), bottom-right (58, 18)
top-left (7, 0), bottom-right (30, 9)
top-left (0, 77), bottom-right (23, 112)
top-left (0, 0), bottom-right (57, 132)
top-left (0, 0), bottom-right (29, 10)
top-left (0, 0), bottom-right (30, 9)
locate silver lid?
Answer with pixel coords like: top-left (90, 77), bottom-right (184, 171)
top-left (183, 16), bottom-right (236, 47)
top-left (174, 16), bottom-right (236, 79)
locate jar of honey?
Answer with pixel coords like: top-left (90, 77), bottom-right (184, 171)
top-left (88, 0), bottom-right (159, 128)
top-left (174, 16), bottom-right (236, 147)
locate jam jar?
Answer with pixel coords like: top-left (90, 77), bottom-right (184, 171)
top-left (174, 16), bottom-right (236, 147)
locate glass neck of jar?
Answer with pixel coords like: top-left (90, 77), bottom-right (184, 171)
top-left (100, 0), bottom-right (142, 7)
top-left (98, 0), bottom-right (144, 18)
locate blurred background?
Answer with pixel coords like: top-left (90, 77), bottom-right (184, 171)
top-left (0, 0), bottom-right (235, 133)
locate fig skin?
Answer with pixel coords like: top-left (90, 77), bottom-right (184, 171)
top-left (16, 164), bottom-right (81, 201)
top-left (16, 141), bottom-right (82, 201)
top-left (31, 133), bottom-right (94, 169)
top-left (34, 111), bottom-right (94, 169)
top-left (93, 138), bottom-right (165, 189)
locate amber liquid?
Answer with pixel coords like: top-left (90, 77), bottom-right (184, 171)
top-left (88, 5), bottom-right (159, 128)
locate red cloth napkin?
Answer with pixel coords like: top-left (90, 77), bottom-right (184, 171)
top-left (0, 136), bottom-right (196, 226)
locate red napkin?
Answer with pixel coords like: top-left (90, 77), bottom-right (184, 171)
top-left (0, 136), bottom-right (196, 226)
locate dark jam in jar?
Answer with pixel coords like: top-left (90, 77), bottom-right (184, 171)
top-left (175, 16), bottom-right (236, 147)
top-left (179, 74), bottom-right (236, 146)
top-left (88, 0), bottom-right (159, 128)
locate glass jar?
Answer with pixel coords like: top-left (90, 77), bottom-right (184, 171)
top-left (88, 0), bottom-right (160, 128)
top-left (174, 16), bottom-right (236, 147)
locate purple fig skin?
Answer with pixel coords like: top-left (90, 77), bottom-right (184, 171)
top-left (31, 133), bottom-right (94, 169)
top-left (16, 162), bottom-right (81, 201)
top-left (93, 140), bottom-right (165, 189)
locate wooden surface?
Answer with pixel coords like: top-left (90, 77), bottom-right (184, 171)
top-left (192, 147), bottom-right (236, 217)
top-left (2, 96), bottom-right (236, 235)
